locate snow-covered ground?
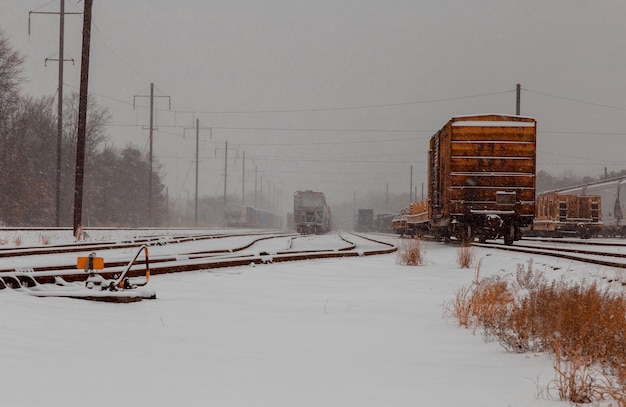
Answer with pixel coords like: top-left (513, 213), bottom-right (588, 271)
top-left (0, 230), bottom-right (617, 406)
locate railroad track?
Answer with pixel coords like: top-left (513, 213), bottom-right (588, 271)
top-left (0, 230), bottom-right (270, 258)
top-left (474, 239), bottom-right (626, 269)
top-left (521, 236), bottom-right (626, 247)
top-left (0, 231), bottom-right (397, 287)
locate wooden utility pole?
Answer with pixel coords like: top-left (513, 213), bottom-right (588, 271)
top-left (410, 165), bottom-right (413, 203)
top-left (224, 141), bottom-right (228, 209)
top-left (386, 182), bottom-right (389, 212)
top-left (29, 0), bottom-right (80, 226)
top-left (149, 83), bottom-right (154, 222)
top-left (242, 151), bottom-right (245, 205)
top-left (516, 83), bottom-right (521, 115)
top-left (73, 0), bottom-right (92, 237)
top-left (133, 84), bottom-right (170, 226)
top-left (216, 141), bottom-right (236, 216)
top-left (259, 174), bottom-right (263, 207)
top-left (56, 0), bottom-right (65, 227)
top-left (183, 120), bottom-right (211, 226)
top-left (195, 118), bottom-right (199, 225)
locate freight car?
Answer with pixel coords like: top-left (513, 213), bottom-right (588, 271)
top-left (353, 209), bottom-right (395, 233)
top-left (224, 205), bottom-right (283, 229)
top-left (293, 190), bottom-right (331, 234)
top-left (530, 193), bottom-right (602, 238)
top-left (355, 209), bottom-right (374, 232)
top-left (374, 213), bottom-right (396, 233)
top-left (392, 201), bottom-right (429, 237)
top-left (424, 114), bottom-right (537, 245)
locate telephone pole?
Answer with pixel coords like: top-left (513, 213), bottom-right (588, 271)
top-left (133, 83), bottom-right (170, 225)
top-left (224, 141), bottom-right (228, 209)
top-left (410, 165), bottom-right (414, 203)
top-left (29, 0), bottom-right (81, 226)
top-left (516, 83), bottom-right (521, 115)
top-left (242, 150), bottom-right (246, 205)
top-left (56, 0), bottom-right (66, 227)
top-left (72, 0), bottom-right (92, 237)
top-left (215, 141), bottom-right (237, 224)
top-left (195, 119), bottom-right (199, 225)
top-left (183, 119), bottom-right (211, 226)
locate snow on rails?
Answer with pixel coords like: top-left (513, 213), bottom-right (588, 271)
top-left (0, 231), bottom-right (396, 302)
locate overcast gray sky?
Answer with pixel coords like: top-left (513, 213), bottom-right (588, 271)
top-left (2, 0), bottom-right (626, 213)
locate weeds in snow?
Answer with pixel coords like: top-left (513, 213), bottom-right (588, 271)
top-left (39, 234), bottom-right (50, 245)
top-left (396, 239), bottom-right (424, 266)
top-left (448, 260), bottom-right (626, 405)
top-left (456, 245), bottom-right (475, 268)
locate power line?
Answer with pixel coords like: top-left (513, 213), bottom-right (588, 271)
top-left (157, 89), bottom-right (515, 115)
top-left (105, 122), bottom-right (432, 133)
top-left (523, 88), bottom-right (626, 111)
top-left (108, 122), bottom-right (626, 139)
top-left (539, 130), bottom-right (626, 136)
top-left (85, 85), bottom-right (514, 116)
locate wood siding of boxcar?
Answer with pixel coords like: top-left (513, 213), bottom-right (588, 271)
top-left (535, 193), bottom-right (602, 223)
top-left (429, 115), bottom-right (536, 225)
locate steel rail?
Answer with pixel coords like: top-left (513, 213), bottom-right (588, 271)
top-left (0, 232), bottom-right (397, 286)
top-left (473, 241), bottom-right (626, 269)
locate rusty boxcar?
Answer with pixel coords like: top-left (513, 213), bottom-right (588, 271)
top-left (531, 193), bottom-right (602, 238)
top-left (428, 114), bottom-right (537, 244)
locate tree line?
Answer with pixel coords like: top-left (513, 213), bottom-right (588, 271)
top-left (0, 33), bottom-right (166, 227)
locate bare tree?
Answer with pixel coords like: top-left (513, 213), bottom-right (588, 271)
top-left (0, 32), bottom-right (24, 119)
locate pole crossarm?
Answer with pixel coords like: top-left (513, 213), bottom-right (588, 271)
top-left (44, 57), bottom-right (75, 66)
top-left (28, 10), bottom-right (82, 35)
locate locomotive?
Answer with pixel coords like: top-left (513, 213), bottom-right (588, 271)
top-left (293, 190), bottom-right (331, 234)
top-left (404, 114), bottom-right (537, 245)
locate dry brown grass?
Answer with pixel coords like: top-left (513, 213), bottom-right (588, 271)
top-left (456, 245), bottom-right (475, 268)
top-left (445, 259), bottom-right (507, 329)
top-left (448, 283), bottom-right (476, 327)
top-left (39, 234), bottom-right (50, 245)
top-left (396, 238), bottom-right (424, 266)
top-left (75, 225), bottom-right (84, 241)
top-left (449, 263), bottom-right (626, 405)
top-left (12, 234), bottom-right (22, 246)
top-left (548, 343), bottom-right (620, 405)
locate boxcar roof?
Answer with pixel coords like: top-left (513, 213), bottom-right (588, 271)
top-left (445, 114), bottom-right (536, 129)
top-left (449, 113), bottom-right (536, 121)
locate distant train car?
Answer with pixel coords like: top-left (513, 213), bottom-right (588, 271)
top-left (355, 209), bottom-right (374, 232)
top-left (224, 205), bottom-right (282, 229)
top-left (427, 114), bottom-right (537, 244)
top-left (391, 208), bottom-right (409, 235)
top-left (374, 213), bottom-right (396, 233)
top-left (531, 193), bottom-right (602, 238)
top-left (393, 201), bottom-right (429, 237)
top-left (293, 190), bottom-right (331, 234)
